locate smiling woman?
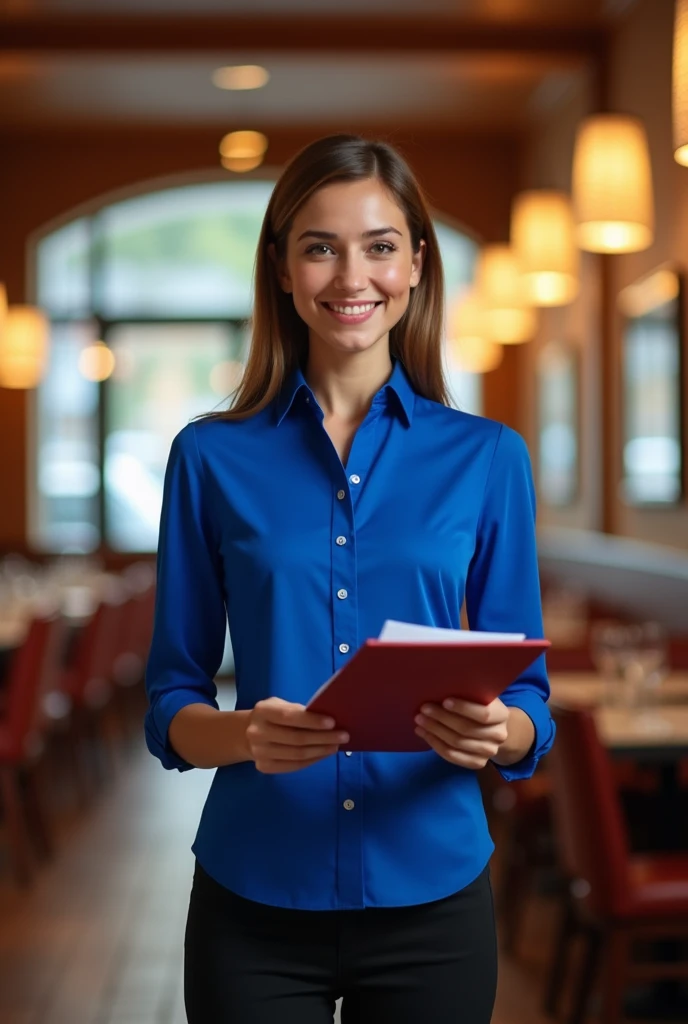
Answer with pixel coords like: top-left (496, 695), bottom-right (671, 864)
top-left (144, 134), bottom-right (554, 1024)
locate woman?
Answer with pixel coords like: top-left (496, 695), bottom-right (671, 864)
top-left (145, 134), bottom-right (554, 1024)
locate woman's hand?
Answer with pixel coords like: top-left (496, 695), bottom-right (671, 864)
top-left (246, 697), bottom-right (349, 774)
top-left (414, 697), bottom-right (510, 769)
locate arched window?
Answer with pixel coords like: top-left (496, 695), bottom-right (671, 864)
top-left (32, 179), bottom-right (479, 554)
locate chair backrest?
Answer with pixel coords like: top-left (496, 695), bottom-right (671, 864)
top-left (2, 612), bottom-right (64, 760)
top-left (548, 705), bottom-right (631, 917)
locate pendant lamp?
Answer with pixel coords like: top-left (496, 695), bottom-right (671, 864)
top-left (474, 245), bottom-right (537, 345)
top-left (511, 190), bottom-right (579, 306)
top-left (0, 305), bottom-right (49, 389)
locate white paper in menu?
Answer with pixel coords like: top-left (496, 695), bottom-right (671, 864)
top-left (378, 620), bottom-right (526, 643)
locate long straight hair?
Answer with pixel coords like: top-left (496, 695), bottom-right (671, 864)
top-left (214, 134), bottom-right (449, 420)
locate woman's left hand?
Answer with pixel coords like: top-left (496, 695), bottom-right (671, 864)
top-left (414, 697), bottom-right (510, 769)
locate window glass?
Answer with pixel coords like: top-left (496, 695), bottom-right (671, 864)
top-left (104, 322), bottom-right (241, 552)
top-left (96, 181), bottom-right (274, 319)
top-left (33, 321), bottom-right (100, 552)
top-left (623, 304), bottom-right (682, 503)
top-left (36, 218), bottom-right (91, 318)
top-left (435, 219), bottom-right (481, 414)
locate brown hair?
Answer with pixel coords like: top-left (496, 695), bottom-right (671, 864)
top-left (214, 134), bottom-right (449, 420)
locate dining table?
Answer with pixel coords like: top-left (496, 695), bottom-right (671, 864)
top-left (549, 671), bottom-right (688, 760)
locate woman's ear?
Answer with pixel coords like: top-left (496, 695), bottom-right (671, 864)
top-left (268, 242), bottom-right (293, 294)
top-left (410, 239), bottom-right (426, 289)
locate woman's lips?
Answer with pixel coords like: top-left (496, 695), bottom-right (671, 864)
top-left (322, 301), bottom-right (382, 325)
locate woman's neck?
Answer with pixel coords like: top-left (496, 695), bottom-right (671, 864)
top-left (304, 342), bottom-right (394, 424)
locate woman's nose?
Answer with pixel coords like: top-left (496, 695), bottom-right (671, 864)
top-left (333, 254), bottom-right (368, 293)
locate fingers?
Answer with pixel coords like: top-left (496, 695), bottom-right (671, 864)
top-left (416, 705), bottom-right (507, 745)
top-left (248, 721), bottom-right (349, 748)
top-left (439, 697), bottom-right (507, 725)
top-left (254, 697), bottom-right (338, 732)
top-left (415, 727), bottom-right (493, 770)
top-left (415, 719), bottom-right (502, 760)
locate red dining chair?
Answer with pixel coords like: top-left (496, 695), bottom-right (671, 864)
top-left (0, 610), bottom-right (65, 885)
top-left (56, 590), bottom-right (128, 801)
top-left (545, 705), bottom-right (688, 1024)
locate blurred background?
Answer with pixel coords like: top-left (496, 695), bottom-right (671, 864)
top-left (1, 2), bottom-right (688, 1023)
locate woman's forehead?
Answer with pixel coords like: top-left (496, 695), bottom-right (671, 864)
top-left (292, 179), bottom-right (408, 233)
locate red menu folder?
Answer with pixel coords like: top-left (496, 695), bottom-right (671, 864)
top-left (307, 638), bottom-right (550, 752)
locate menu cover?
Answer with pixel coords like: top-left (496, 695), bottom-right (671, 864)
top-left (307, 621), bottom-right (550, 752)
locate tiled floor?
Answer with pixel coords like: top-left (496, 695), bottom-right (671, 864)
top-left (0, 687), bottom-right (558, 1024)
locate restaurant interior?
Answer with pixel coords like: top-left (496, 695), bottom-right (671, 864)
top-left (1, 1), bottom-right (688, 1022)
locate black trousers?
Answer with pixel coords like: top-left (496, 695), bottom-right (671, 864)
top-left (184, 860), bottom-right (498, 1024)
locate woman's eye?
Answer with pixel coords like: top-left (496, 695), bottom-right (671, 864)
top-left (370, 242), bottom-right (397, 254)
top-left (305, 244), bottom-right (334, 256)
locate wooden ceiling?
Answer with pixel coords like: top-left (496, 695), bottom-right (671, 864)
top-left (0, 0), bottom-right (638, 132)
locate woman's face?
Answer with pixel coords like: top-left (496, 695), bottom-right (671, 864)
top-left (278, 177), bottom-right (424, 359)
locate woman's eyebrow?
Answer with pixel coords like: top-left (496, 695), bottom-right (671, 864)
top-left (296, 226), bottom-right (403, 242)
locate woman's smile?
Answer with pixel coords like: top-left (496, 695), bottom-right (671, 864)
top-left (321, 300), bottom-right (383, 324)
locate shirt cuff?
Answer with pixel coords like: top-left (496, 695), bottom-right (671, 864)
top-left (492, 690), bottom-right (556, 782)
top-left (144, 687), bottom-right (218, 772)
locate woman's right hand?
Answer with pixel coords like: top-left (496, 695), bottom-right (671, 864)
top-left (245, 697), bottom-right (349, 774)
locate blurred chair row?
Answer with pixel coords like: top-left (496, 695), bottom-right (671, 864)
top-left (0, 564), bottom-right (156, 886)
top-left (490, 701), bottom-right (688, 1024)
top-left (544, 705), bottom-right (688, 1024)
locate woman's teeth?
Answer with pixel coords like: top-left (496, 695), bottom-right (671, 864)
top-left (327, 302), bottom-right (378, 315)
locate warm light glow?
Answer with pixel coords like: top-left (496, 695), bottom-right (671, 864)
top-left (0, 305), bottom-right (49, 389)
top-left (219, 130), bottom-right (268, 172)
top-left (446, 290), bottom-right (504, 373)
top-left (617, 268), bottom-right (680, 318)
top-left (212, 65), bottom-right (270, 91)
top-left (78, 341), bottom-right (116, 382)
top-left (475, 245), bottom-right (537, 344)
top-left (450, 335), bottom-right (504, 374)
top-left (209, 359), bottom-right (244, 396)
top-left (572, 114), bottom-right (654, 253)
top-left (673, 0), bottom-right (688, 164)
top-left (0, 283), bottom-right (7, 322)
top-left (511, 190), bottom-right (579, 306)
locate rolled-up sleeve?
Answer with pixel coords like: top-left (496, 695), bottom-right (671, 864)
top-left (465, 425), bottom-right (555, 781)
top-left (144, 424), bottom-right (227, 771)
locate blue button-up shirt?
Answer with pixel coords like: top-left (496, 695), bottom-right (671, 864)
top-left (145, 360), bottom-right (554, 910)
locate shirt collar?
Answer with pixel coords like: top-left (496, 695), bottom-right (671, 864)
top-left (275, 359), bottom-right (415, 428)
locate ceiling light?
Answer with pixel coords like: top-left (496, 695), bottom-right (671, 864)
top-left (212, 65), bottom-right (270, 91)
top-left (673, 0), bottom-right (688, 164)
top-left (511, 191), bottom-right (579, 307)
top-left (0, 305), bottom-right (49, 389)
top-left (475, 245), bottom-right (537, 345)
top-left (78, 341), bottom-right (116, 383)
top-left (219, 130), bottom-right (268, 173)
top-left (572, 114), bottom-right (654, 253)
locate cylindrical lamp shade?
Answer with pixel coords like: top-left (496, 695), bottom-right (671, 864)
top-left (0, 305), bottom-right (49, 389)
top-left (446, 289), bottom-right (504, 373)
top-left (0, 283), bottom-right (7, 321)
top-left (572, 114), bottom-right (654, 253)
top-left (475, 245), bottom-right (537, 344)
top-left (674, 0), bottom-right (688, 164)
top-left (511, 191), bottom-right (579, 306)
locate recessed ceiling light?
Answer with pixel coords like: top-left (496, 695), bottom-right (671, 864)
top-left (219, 130), bottom-right (269, 173)
top-left (212, 65), bottom-right (270, 91)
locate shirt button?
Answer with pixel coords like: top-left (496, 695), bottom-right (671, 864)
top-left (337, 489), bottom-right (346, 500)
top-left (336, 536), bottom-right (347, 546)
top-left (337, 589), bottom-right (348, 600)
top-left (343, 799), bottom-right (355, 810)
top-left (339, 643), bottom-right (350, 654)
top-left (349, 474), bottom-right (361, 485)
top-left (345, 751), bottom-right (352, 757)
